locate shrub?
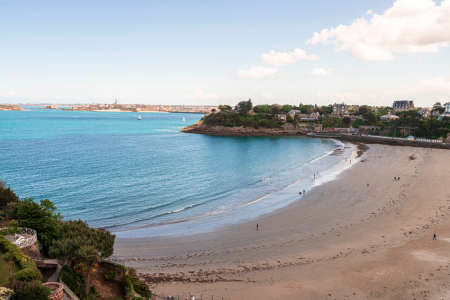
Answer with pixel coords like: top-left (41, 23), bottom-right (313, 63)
top-left (59, 265), bottom-right (84, 297)
top-left (130, 277), bottom-right (151, 297)
top-left (10, 281), bottom-right (50, 300)
top-left (88, 285), bottom-right (101, 300)
top-left (0, 235), bottom-right (42, 282)
top-left (105, 271), bottom-right (115, 281)
top-left (13, 268), bottom-right (42, 282)
top-left (123, 275), bottom-right (134, 299)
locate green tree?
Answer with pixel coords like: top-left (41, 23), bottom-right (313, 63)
top-left (342, 116), bottom-right (351, 127)
top-left (0, 181), bottom-right (19, 209)
top-left (253, 104), bottom-right (271, 113)
top-left (49, 220), bottom-right (115, 260)
top-left (282, 105), bottom-right (293, 114)
top-left (432, 102), bottom-right (444, 114)
top-left (270, 106), bottom-right (281, 115)
top-left (362, 112), bottom-right (377, 125)
top-left (358, 105), bottom-right (371, 115)
top-left (218, 105), bottom-right (232, 112)
top-left (16, 198), bottom-right (62, 249)
top-left (236, 100), bottom-right (252, 115)
top-left (2, 253), bottom-right (15, 286)
top-left (73, 246), bottom-right (100, 297)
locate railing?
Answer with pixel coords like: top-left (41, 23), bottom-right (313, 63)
top-left (0, 227), bottom-right (37, 248)
top-left (59, 278), bottom-right (80, 300)
top-left (156, 294), bottom-right (231, 300)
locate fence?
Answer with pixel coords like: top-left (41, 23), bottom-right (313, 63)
top-left (156, 294), bottom-right (231, 300)
top-left (0, 227), bottom-right (37, 248)
top-left (59, 278), bottom-right (80, 300)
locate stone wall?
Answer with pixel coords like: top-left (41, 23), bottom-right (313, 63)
top-left (341, 135), bottom-right (450, 149)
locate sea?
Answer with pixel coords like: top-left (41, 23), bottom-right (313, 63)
top-left (0, 107), bottom-right (352, 234)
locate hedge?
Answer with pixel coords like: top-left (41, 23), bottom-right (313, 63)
top-left (130, 276), bottom-right (151, 297)
top-left (123, 275), bottom-right (134, 299)
top-left (0, 235), bottom-right (42, 282)
top-left (59, 265), bottom-right (84, 298)
top-left (10, 281), bottom-right (50, 300)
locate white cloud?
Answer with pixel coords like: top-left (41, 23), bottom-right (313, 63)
top-left (260, 93), bottom-right (276, 100)
top-left (418, 58), bottom-right (422, 62)
top-left (309, 68), bottom-right (332, 77)
top-left (261, 48), bottom-right (319, 66)
top-left (234, 66), bottom-right (281, 79)
top-left (307, 0), bottom-right (450, 61)
top-left (366, 10), bottom-right (373, 15)
top-left (1, 90), bottom-right (20, 97)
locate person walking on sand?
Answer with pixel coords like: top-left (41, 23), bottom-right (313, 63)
top-left (257, 223), bottom-right (259, 230)
top-left (433, 233), bottom-right (437, 240)
top-left (367, 183), bottom-right (369, 187)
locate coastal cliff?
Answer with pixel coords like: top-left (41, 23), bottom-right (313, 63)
top-left (182, 121), bottom-right (304, 136)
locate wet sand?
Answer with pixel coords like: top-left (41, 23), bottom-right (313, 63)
top-left (113, 145), bottom-right (450, 299)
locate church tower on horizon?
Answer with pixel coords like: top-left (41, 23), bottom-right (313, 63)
top-left (115, 98), bottom-right (117, 105)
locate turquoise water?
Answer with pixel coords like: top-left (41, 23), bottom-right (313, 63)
top-left (0, 107), bottom-right (344, 231)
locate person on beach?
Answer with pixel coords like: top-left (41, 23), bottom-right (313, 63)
top-left (303, 189), bottom-right (305, 195)
top-left (314, 174), bottom-right (315, 179)
top-left (433, 233), bottom-right (437, 240)
top-left (257, 223), bottom-right (259, 230)
top-left (367, 183), bottom-right (369, 187)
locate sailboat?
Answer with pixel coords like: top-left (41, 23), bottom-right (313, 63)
top-left (138, 114), bottom-right (141, 120)
top-left (183, 117), bottom-right (185, 122)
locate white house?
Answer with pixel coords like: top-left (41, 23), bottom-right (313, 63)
top-left (380, 112), bottom-right (400, 121)
top-left (438, 103), bottom-right (450, 120)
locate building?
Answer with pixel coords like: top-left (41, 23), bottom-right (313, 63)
top-left (275, 114), bottom-right (287, 121)
top-left (287, 110), bottom-right (302, 119)
top-left (438, 103), bottom-right (450, 120)
top-left (332, 103), bottom-right (348, 115)
top-left (380, 112), bottom-right (400, 121)
top-left (115, 98), bottom-right (118, 105)
top-left (392, 100), bottom-right (414, 114)
top-left (418, 108), bottom-right (431, 118)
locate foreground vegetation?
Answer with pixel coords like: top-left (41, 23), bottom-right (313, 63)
top-left (0, 181), bottom-right (152, 300)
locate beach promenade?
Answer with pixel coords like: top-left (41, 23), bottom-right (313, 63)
top-left (114, 144), bottom-right (450, 299)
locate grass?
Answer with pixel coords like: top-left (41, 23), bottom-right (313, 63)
top-left (0, 258), bottom-right (20, 286)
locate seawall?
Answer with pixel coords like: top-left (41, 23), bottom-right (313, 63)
top-left (341, 134), bottom-right (450, 149)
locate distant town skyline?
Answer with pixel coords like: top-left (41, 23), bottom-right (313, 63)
top-left (1, 0), bottom-right (450, 107)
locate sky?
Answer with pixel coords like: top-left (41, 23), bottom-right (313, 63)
top-left (1, 0), bottom-right (450, 107)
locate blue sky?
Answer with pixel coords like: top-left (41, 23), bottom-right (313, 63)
top-left (1, 0), bottom-right (450, 106)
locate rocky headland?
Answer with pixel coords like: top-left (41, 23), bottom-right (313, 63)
top-left (182, 121), bottom-right (304, 136)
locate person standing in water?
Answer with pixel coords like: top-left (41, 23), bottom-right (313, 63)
top-left (257, 223), bottom-right (259, 230)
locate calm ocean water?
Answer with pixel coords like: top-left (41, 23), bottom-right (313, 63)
top-left (0, 107), bottom-right (345, 231)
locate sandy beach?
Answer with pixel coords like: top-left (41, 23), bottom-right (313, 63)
top-left (113, 144), bottom-right (450, 299)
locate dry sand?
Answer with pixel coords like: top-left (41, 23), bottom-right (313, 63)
top-left (113, 144), bottom-right (450, 299)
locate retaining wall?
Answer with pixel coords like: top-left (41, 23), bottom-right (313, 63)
top-left (341, 135), bottom-right (450, 149)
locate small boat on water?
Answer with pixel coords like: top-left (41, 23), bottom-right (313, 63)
top-left (183, 117), bottom-right (185, 122)
top-left (138, 115), bottom-right (141, 120)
